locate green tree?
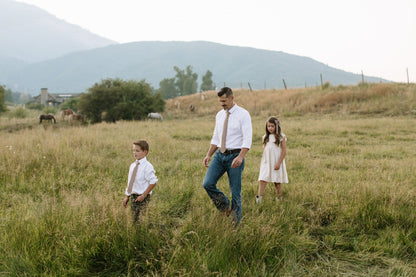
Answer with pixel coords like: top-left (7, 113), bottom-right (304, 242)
top-left (200, 70), bottom-right (215, 91)
top-left (59, 97), bottom-right (80, 112)
top-left (78, 78), bottom-right (165, 123)
top-left (0, 85), bottom-right (6, 113)
top-left (4, 89), bottom-right (30, 104)
top-left (158, 78), bottom-right (179, 100)
top-left (174, 65), bottom-right (198, 96)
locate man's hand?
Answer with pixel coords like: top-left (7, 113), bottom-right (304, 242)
top-left (122, 196), bottom-right (129, 208)
top-left (203, 156), bottom-right (210, 167)
top-left (231, 156), bottom-right (244, 168)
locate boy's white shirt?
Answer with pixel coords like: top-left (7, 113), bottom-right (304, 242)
top-left (125, 156), bottom-right (158, 196)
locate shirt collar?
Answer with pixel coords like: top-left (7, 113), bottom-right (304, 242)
top-left (136, 156), bottom-right (147, 164)
top-left (228, 103), bottom-right (238, 114)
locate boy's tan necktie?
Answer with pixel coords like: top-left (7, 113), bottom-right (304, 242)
top-left (220, 110), bottom-right (230, 153)
top-left (127, 161), bottom-right (139, 194)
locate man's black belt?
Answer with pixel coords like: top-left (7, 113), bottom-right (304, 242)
top-left (222, 149), bottom-right (241, 155)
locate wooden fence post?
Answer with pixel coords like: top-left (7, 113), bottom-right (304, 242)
top-left (407, 68), bottom-right (410, 85)
top-left (248, 82), bottom-right (253, 92)
top-left (282, 79), bottom-right (287, 90)
top-left (320, 74), bottom-right (323, 89)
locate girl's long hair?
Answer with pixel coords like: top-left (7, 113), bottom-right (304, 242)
top-left (263, 116), bottom-right (283, 146)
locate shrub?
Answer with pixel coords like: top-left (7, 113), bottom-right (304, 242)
top-left (26, 103), bottom-right (44, 110)
top-left (8, 107), bottom-right (27, 118)
top-left (42, 107), bottom-right (57, 114)
top-left (78, 78), bottom-right (165, 123)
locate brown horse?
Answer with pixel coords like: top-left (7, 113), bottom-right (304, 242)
top-left (68, 114), bottom-right (84, 123)
top-left (39, 114), bottom-right (56, 124)
top-left (61, 109), bottom-right (74, 120)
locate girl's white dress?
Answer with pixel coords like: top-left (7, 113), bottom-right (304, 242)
top-left (258, 134), bottom-right (288, 183)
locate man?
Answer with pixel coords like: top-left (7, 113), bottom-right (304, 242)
top-left (202, 87), bottom-right (252, 223)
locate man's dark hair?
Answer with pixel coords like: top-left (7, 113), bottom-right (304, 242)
top-left (133, 140), bottom-right (149, 152)
top-left (217, 87), bottom-right (233, 98)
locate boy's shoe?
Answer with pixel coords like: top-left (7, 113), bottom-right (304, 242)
top-left (222, 206), bottom-right (232, 217)
top-left (255, 195), bottom-right (263, 203)
top-left (275, 197), bottom-right (282, 201)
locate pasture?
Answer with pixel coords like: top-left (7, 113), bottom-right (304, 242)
top-left (1, 84), bottom-right (416, 276)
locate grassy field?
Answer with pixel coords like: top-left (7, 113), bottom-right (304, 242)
top-left (1, 83), bottom-right (416, 276)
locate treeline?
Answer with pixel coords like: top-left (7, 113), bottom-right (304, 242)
top-left (157, 65), bottom-right (215, 99)
top-left (1, 65), bottom-right (215, 122)
top-left (0, 85), bottom-right (31, 107)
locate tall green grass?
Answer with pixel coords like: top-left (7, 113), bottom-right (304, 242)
top-left (1, 84), bottom-right (416, 276)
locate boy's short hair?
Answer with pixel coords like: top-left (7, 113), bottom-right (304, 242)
top-left (133, 140), bottom-right (149, 152)
top-left (217, 87), bottom-right (233, 98)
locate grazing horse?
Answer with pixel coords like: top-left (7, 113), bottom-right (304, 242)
top-left (61, 109), bottom-right (74, 120)
top-left (147, 112), bottom-right (163, 121)
top-left (39, 114), bottom-right (56, 124)
top-left (68, 114), bottom-right (84, 124)
top-left (189, 104), bottom-right (195, 112)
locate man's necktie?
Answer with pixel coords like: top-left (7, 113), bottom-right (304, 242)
top-left (127, 161), bottom-right (139, 194)
top-left (220, 110), bottom-right (230, 153)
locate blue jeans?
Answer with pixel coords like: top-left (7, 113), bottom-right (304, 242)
top-left (203, 151), bottom-right (245, 223)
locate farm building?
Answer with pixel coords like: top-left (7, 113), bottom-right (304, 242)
top-left (30, 88), bottom-right (80, 107)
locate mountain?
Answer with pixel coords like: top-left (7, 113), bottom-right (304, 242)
top-left (0, 0), bottom-right (116, 62)
top-left (3, 41), bottom-right (388, 95)
top-left (0, 0), bottom-right (388, 95)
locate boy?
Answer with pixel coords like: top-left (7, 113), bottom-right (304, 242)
top-left (122, 140), bottom-right (158, 222)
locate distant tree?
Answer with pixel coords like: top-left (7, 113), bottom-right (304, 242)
top-left (158, 77), bottom-right (179, 99)
top-left (158, 66), bottom-right (215, 99)
top-left (200, 70), bottom-right (215, 91)
top-left (59, 97), bottom-right (80, 112)
top-left (4, 89), bottom-right (31, 104)
top-left (0, 85), bottom-right (6, 113)
top-left (4, 88), bottom-right (13, 103)
top-left (78, 78), bottom-right (165, 123)
top-left (174, 65), bottom-right (198, 96)
top-left (26, 103), bottom-right (43, 110)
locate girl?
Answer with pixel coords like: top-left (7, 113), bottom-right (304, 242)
top-left (256, 117), bottom-right (288, 203)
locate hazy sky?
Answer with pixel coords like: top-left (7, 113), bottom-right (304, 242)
top-left (18, 0), bottom-right (416, 83)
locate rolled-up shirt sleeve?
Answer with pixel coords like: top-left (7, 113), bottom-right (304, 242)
top-left (240, 110), bottom-right (252, 149)
top-left (210, 112), bottom-right (222, 146)
top-left (145, 164), bottom-right (158, 184)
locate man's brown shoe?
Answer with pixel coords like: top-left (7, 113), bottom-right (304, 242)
top-left (223, 206), bottom-right (232, 217)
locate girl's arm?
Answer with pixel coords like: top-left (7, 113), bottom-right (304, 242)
top-left (274, 138), bottom-right (287, 170)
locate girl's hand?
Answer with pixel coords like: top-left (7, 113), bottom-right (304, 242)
top-left (274, 163), bottom-right (281, 170)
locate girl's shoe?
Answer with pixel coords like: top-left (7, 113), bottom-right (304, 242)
top-left (256, 195), bottom-right (263, 203)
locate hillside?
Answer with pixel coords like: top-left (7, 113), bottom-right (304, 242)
top-left (2, 83), bottom-right (414, 134)
top-left (4, 41), bottom-right (389, 95)
top-left (164, 83), bottom-right (416, 119)
top-left (0, 0), bottom-right (116, 63)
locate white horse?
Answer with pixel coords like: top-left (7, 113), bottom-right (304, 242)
top-left (147, 112), bottom-right (163, 121)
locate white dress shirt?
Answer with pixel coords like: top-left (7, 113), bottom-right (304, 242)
top-left (211, 104), bottom-right (252, 150)
top-left (125, 157), bottom-right (158, 196)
